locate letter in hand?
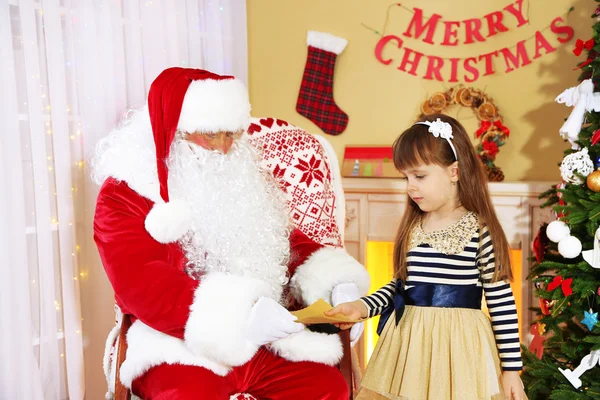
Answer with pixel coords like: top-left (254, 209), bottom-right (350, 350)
top-left (324, 300), bottom-right (368, 330)
top-left (246, 297), bottom-right (305, 346)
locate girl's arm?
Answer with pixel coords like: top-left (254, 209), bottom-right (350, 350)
top-left (325, 280), bottom-right (395, 327)
top-left (359, 280), bottom-right (396, 318)
top-left (479, 225), bottom-right (523, 372)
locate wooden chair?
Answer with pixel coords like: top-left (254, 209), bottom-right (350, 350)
top-left (113, 314), bottom-right (131, 400)
top-left (339, 330), bottom-right (355, 398)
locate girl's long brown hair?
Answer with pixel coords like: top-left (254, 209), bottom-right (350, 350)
top-left (392, 113), bottom-right (512, 283)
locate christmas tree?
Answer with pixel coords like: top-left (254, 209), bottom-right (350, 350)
top-left (521, 5), bottom-right (600, 399)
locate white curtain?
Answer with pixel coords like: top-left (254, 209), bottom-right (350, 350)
top-left (0, 0), bottom-right (247, 398)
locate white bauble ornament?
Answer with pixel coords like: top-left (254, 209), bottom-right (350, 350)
top-left (558, 235), bottom-right (583, 259)
top-left (547, 220), bottom-right (571, 243)
top-left (560, 147), bottom-right (594, 184)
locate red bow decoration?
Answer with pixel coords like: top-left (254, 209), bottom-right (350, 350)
top-left (476, 120), bottom-right (510, 138)
top-left (476, 121), bottom-right (492, 138)
top-left (547, 275), bottom-right (573, 296)
top-left (573, 38), bottom-right (595, 56)
top-left (493, 120), bottom-right (510, 137)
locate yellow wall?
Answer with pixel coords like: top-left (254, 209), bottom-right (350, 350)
top-left (247, 0), bottom-right (595, 181)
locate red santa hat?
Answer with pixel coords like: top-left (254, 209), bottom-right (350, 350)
top-left (144, 67), bottom-right (251, 244)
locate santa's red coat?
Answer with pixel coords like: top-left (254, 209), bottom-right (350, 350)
top-left (94, 177), bottom-right (369, 388)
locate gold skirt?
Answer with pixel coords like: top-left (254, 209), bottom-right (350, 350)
top-left (357, 306), bottom-right (505, 400)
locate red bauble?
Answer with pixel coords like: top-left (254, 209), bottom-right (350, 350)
top-left (540, 298), bottom-right (556, 315)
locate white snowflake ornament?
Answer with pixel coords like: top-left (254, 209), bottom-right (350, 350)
top-left (560, 147), bottom-right (594, 184)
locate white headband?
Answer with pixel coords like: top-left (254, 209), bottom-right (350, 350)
top-left (413, 118), bottom-right (457, 161)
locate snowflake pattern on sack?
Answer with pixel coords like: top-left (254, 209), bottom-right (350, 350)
top-left (247, 117), bottom-right (342, 247)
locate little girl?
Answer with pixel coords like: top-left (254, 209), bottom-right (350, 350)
top-left (327, 114), bottom-right (525, 400)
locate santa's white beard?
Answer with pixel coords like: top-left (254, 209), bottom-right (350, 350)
top-left (168, 136), bottom-right (292, 301)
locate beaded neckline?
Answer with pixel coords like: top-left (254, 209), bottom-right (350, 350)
top-left (409, 211), bottom-right (479, 255)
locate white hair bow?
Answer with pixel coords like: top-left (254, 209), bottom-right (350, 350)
top-left (413, 118), bottom-right (457, 160)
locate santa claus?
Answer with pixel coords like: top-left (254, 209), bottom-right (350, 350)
top-left (92, 67), bottom-right (369, 399)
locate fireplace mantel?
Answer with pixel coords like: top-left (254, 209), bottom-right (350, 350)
top-left (343, 178), bottom-right (555, 257)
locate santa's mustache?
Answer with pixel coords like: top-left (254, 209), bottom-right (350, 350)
top-left (168, 135), bottom-right (257, 172)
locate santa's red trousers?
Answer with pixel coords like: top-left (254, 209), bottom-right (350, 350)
top-left (131, 347), bottom-right (349, 399)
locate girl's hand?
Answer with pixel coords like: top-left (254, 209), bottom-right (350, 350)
top-left (324, 300), bottom-right (368, 330)
top-left (502, 371), bottom-right (525, 400)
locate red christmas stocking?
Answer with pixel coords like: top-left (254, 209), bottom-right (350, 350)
top-left (296, 31), bottom-right (348, 136)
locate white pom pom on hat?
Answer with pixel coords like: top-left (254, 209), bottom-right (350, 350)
top-left (145, 200), bottom-right (192, 244)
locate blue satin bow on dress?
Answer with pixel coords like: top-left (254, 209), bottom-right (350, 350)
top-left (377, 280), bottom-right (405, 335)
top-left (376, 281), bottom-right (483, 335)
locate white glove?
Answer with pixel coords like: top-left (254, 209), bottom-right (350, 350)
top-left (246, 297), bottom-right (305, 346)
top-left (331, 282), bottom-right (365, 347)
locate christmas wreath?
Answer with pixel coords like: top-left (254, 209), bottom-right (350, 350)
top-left (419, 86), bottom-right (510, 182)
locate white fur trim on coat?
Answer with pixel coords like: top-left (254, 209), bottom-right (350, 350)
top-left (144, 199), bottom-right (192, 244)
top-left (290, 247), bottom-right (370, 306)
top-left (119, 320), bottom-right (230, 389)
top-left (307, 31), bottom-right (347, 55)
top-left (185, 272), bottom-right (272, 368)
top-left (178, 78), bottom-right (251, 134)
top-left (269, 329), bottom-right (343, 366)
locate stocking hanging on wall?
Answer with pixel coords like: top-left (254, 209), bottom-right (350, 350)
top-left (296, 31), bottom-right (349, 135)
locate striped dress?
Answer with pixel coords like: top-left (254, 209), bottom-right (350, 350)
top-left (361, 221), bottom-right (522, 371)
top-left (356, 212), bottom-right (522, 400)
